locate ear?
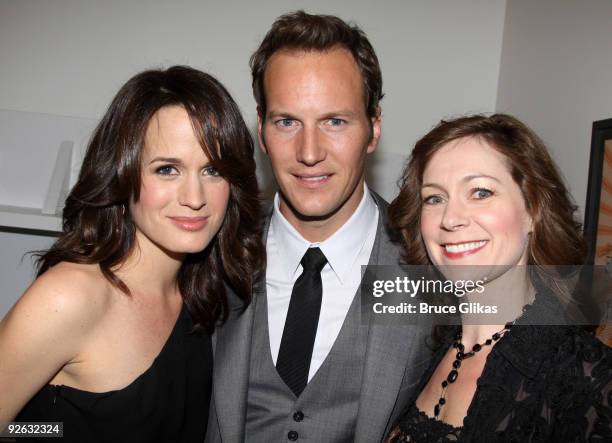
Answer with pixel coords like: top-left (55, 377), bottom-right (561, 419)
top-left (525, 210), bottom-right (534, 234)
top-left (367, 106), bottom-right (382, 154)
top-left (257, 107), bottom-right (268, 155)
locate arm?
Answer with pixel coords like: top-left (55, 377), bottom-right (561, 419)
top-left (0, 264), bottom-right (99, 422)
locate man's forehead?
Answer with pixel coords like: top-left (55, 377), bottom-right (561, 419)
top-left (262, 47), bottom-right (366, 112)
top-left (265, 46), bottom-right (360, 76)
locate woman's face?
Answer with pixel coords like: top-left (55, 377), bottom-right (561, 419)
top-left (130, 105), bottom-right (230, 257)
top-left (420, 136), bottom-right (532, 271)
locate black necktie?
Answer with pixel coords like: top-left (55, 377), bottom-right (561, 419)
top-left (276, 247), bottom-right (328, 397)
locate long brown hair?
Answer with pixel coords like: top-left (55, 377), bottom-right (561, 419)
top-left (388, 113), bottom-right (586, 267)
top-left (36, 66), bottom-right (265, 332)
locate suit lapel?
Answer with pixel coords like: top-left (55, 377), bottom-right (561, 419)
top-left (355, 316), bottom-right (420, 442)
top-left (212, 300), bottom-right (255, 442)
top-left (212, 209), bottom-right (273, 442)
top-left (354, 192), bottom-right (422, 442)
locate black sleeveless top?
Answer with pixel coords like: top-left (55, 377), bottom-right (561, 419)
top-left (16, 306), bottom-right (212, 442)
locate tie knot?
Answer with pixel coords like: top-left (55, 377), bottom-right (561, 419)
top-left (300, 247), bottom-right (327, 273)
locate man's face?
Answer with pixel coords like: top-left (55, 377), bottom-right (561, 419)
top-left (258, 47), bottom-right (381, 239)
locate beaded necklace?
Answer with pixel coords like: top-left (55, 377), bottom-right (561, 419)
top-left (433, 322), bottom-right (514, 418)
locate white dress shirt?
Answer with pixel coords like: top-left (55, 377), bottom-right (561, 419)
top-left (266, 183), bottom-right (379, 381)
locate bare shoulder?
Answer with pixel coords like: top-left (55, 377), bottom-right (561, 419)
top-left (0, 263), bottom-right (115, 421)
top-left (1, 262), bottom-right (112, 342)
top-left (34, 262), bottom-right (111, 301)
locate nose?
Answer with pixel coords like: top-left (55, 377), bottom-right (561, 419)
top-left (296, 124), bottom-right (326, 166)
top-left (178, 174), bottom-right (206, 210)
top-left (440, 198), bottom-right (469, 231)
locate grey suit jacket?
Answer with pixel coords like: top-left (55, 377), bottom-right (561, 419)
top-left (205, 191), bottom-right (431, 442)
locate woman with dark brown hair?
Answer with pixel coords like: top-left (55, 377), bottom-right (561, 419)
top-left (0, 66), bottom-right (264, 441)
top-left (386, 114), bottom-right (611, 442)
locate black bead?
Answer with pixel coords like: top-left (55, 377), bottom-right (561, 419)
top-left (442, 380), bottom-right (448, 388)
top-left (472, 343), bottom-right (481, 352)
top-left (439, 398), bottom-right (446, 405)
top-left (456, 351), bottom-right (464, 360)
top-left (485, 339), bottom-right (492, 345)
top-left (434, 404), bottom-right (440, 416)
top-left (492, 333), bottom-right (500, 340)
top-left (452, 360), bottom-right (461, 369)
top-left (447, 370), bottom-right (458, 383)
top-left (505, 322), bottom-right (513, 329)
top-left (457, 343), bottom-right (465, 352)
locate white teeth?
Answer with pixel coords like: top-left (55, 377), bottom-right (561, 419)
top-left (445, 240), bottom-right (487, 253)
top-left (301, 175), bottom-right (328, 182)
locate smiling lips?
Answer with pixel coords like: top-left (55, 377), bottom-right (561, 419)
top-left (442, 240), bottom-right (488, 259)
top-left (169, 216), bottom-right (209, 231)
top-left (294, 173), bottom-right (332, 188)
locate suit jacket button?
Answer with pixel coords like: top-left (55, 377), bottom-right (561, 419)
top-left (288, 430), bottom-right (299, 441)
top-left (293, 411), bottom-right (304, 422)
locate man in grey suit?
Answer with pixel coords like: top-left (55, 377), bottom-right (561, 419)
top-left (206, 11), bottom-right (430, 442)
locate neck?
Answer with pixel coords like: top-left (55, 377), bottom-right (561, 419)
top-left (114, 231), bottom-right (184, 299)
top-left (459, 267), bottom-right (535, 347)
top-left (279, 179), bottom-right (366, 243)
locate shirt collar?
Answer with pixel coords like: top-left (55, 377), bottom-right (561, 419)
top-left (269, 183), bottom-right (379, 284)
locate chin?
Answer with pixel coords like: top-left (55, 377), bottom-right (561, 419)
top-left (163, 237), bottom-right (213, 256)
top-left (293, 202), bottom-right (338, 220)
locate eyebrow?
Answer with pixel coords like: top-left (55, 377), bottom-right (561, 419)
top-left (267, 111), bottom-right (296, 119)
top-left (422, 174), bottom-right (502, 188)
top-left (147, 157), bottom-right (215, 170)
top-left (267, 110), bottom-right (359, 119)
top-left (148, 157), bottom-right (183, 165)
top-left (320, 110), bottom-right (359, 118)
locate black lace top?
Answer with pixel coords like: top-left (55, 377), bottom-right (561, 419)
top-left (396, 403), bottom-right (461, 442)
top-left (392, 292), bottom-right (612, 442)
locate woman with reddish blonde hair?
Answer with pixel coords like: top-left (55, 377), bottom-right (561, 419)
top-left (386, 114), bottom-right (611, 442)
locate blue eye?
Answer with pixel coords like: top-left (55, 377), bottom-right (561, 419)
top-left (203, 165), bottom-right (221, 177)
top-left (423, 195), bottom-right (444, 205)
top-left (155, 165), bottom-right (178, 175)
top-left (472, 188), bottom-right (493, 199)
top-left (328, 118), bottom-right (346, 126)
top-left (275, 118), bottom-right (295, 128)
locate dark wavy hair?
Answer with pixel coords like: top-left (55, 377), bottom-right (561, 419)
top-left (388, 113), bottom-right (586, 267)
top-left (250, 10), bottom-right (383, 120)
top-left (36, 66), bottom-right (265, 332)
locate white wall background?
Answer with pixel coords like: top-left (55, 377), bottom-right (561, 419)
top-left (0, 0), bottom-right (506, 146)
top-left (496, 0), bottom-right (612, 215)
top-left (0, 0), bottom-right (508, 317)
top-left (0, 231), bottom-right (54, 317)
top-left (0, 0), bottom-right (507, 196)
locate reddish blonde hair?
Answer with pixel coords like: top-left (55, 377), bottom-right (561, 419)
top-left (388, 114), bottom-right (586, 266)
